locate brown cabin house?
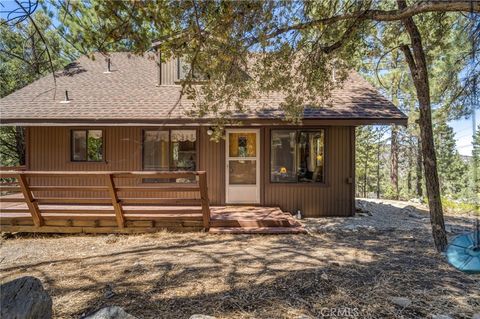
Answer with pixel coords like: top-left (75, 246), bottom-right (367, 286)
top-left (0, 52), bottom-right (407, 234)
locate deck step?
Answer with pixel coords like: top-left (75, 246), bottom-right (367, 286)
top-left (209, 218), bottom-right (292, 228)
top-left (208, 226), bottom-right (307, 234)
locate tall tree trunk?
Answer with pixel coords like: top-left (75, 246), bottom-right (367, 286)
top-left (407, 149), bottom-right (412, 194)
top-left (363, 146), bottom-right (369, 198)
top-left (416, 135), bottom-right (423, 197)
top-left (376, 137), bottom-right (381, 199)
top-left (398, 0), bottom-right (447, 252)
top-left (390, 125), bottom-right (399, 199)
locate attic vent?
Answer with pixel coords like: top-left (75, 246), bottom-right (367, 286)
top-left (104, 57), bottom-right (111, 73)
top-left (60, 90), bottom-right (71, 104)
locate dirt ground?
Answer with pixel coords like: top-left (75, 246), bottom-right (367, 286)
top-left (1, 199), bottom-right (479, 319)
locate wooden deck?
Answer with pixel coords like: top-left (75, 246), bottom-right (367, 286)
top-left (0, 200), bottom-right (305, 234)
top-left (0, 170), bottom-right (305, 234)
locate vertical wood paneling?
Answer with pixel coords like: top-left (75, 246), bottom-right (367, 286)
top-left (264, 126), bottom-right (354, 217)
top-left (161, 58), bottom-right (177, 85)
top-left (198, 127), bottom-right (224, 205)
top-left (28, 125), bottom-right (354, 216)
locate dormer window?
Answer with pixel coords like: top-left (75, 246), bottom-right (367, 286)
top-left (176, 57), bottom-right (208, 82)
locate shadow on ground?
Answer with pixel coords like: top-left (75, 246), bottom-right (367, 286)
top-left (1, 228), bottom-right (478, 318)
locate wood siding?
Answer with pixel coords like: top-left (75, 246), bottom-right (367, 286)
top-left (264, 126), bottom-right (354, 217)
top-left (27, 125), bottom-right (354, 217)
top-left (161, 57), bottom-right (178, 85)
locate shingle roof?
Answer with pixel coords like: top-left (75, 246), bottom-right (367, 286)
top-left (0, 52), bottom-right (407, 125)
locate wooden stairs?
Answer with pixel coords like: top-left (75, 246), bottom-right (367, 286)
top-left (209, 206), bottom-right (306, 234)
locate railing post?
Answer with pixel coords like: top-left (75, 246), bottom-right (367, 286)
top-left (198, 171), bottom-right (210, 230)
top-left (17, 174), bottom-right (43, 227)
top-left (105, 173), bottom-right (125, 228)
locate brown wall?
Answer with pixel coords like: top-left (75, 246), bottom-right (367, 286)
top-left (27, 125), bottom-right (355, 217)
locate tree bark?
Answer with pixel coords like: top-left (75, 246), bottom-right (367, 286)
top-left (416, 135), bottom-right (423, 197)
top-left (363, 146), bottom-right (369, 198)
top-left (407, 139), bottom-right (412, 194)
top-left (390, 125), bottom-right (399, 199)
top-left (376, 137), bottom-right (381, 199)
top-left (398, 0), bottom-right (447, 252)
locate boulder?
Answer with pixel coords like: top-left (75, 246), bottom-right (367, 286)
top-left (0, 276), bottom-right (52, 319)
top-left (83, 306), bottom-right (137, 319)
top-left (401, 205), bottom-right (417, 214)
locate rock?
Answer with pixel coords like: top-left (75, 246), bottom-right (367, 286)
top-left (390, 297), bottom-right (411, 308)
top-left (189, 315), bottom-right (217, 319)
top-left (83, 306), bottom-right (137, 319)
top-left (0, 276), bottom-right (52, 319)
top-left (320, 272), bottom-right (329, 280)
top-left (431, 315), bottom-right (453, 319)
top-left (104, 283), bottom-right (116, 299)
top-left (105, 234), bottom-right (118, 244)
top-left (344, 225), bottom-right (359, 232)
top-left (356, 211), bottom-right (372, 217)
top-left (402, 205), bottom-right (417, 214)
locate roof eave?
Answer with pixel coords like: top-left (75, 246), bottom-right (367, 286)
top-left (0, 116), bottom-right (408, 127)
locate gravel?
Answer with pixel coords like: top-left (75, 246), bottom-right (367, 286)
top-left (303, 198), bottom-right (477, 235)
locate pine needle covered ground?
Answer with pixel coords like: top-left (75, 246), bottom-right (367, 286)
top-left (0, 200), bottom-right (479, 319)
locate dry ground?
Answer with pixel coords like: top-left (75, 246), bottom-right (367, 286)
top-left (1, 200), bottom-right (479, 319)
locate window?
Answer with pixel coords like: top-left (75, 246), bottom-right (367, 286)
top-left (176, 58), bottom-right (208, 81)
top-left (143, 129), bottom-right (197, 182)
top-left (270, 129), bottom-right (325, 183)
top-left (71, 130), bottom-right (103, 162)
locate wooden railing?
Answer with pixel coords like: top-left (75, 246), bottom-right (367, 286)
top-left (0, 170), bottom-right (210, 231)
top-left (0, 165), bottom-right (26, 171)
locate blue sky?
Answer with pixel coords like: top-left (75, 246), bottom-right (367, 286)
top-left (450, 113), bottom-right (476, 156)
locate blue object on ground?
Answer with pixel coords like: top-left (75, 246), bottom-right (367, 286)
top-left (446, 231), bottom-right (480, 274)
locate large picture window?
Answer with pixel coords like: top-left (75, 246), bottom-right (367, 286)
top-left (71, 129), bottom-right (104, 162)
top-left (270, 129), bottom-right (325, 183)
top-left (143, 129), bottom-right (197, 182)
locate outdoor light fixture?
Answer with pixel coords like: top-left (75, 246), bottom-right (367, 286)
top-left (207, 128), bottom-right (214, 136)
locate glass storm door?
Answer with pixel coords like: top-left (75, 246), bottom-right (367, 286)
top-left (226, 129), bottom-right (260, 204)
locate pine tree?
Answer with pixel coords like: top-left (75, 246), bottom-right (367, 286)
top-left (433, 120), bottom-right (468, 199)
top-left (356, 126), bottom-right (386, 198)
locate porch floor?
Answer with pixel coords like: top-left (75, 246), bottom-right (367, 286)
top-left (0, 196), bottom-right (306, 234)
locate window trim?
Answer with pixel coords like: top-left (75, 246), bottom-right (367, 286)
top-left (269, 128), bottom-right (327, 185)
top-left (70, 128), bottom-right (106, 163)
top-left (141, 128), bottom-right (199, 180)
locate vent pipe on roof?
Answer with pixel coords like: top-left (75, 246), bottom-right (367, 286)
top-left (104, 57), bottom-right (111, 74)
top-left (60, 90), bottom-right (71, 104)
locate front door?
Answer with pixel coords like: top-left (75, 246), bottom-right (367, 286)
top-left (226, 129), bottom-right (260, 204)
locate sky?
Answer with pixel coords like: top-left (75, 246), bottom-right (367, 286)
top-left (450, 112), bottom-right (477, 156)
